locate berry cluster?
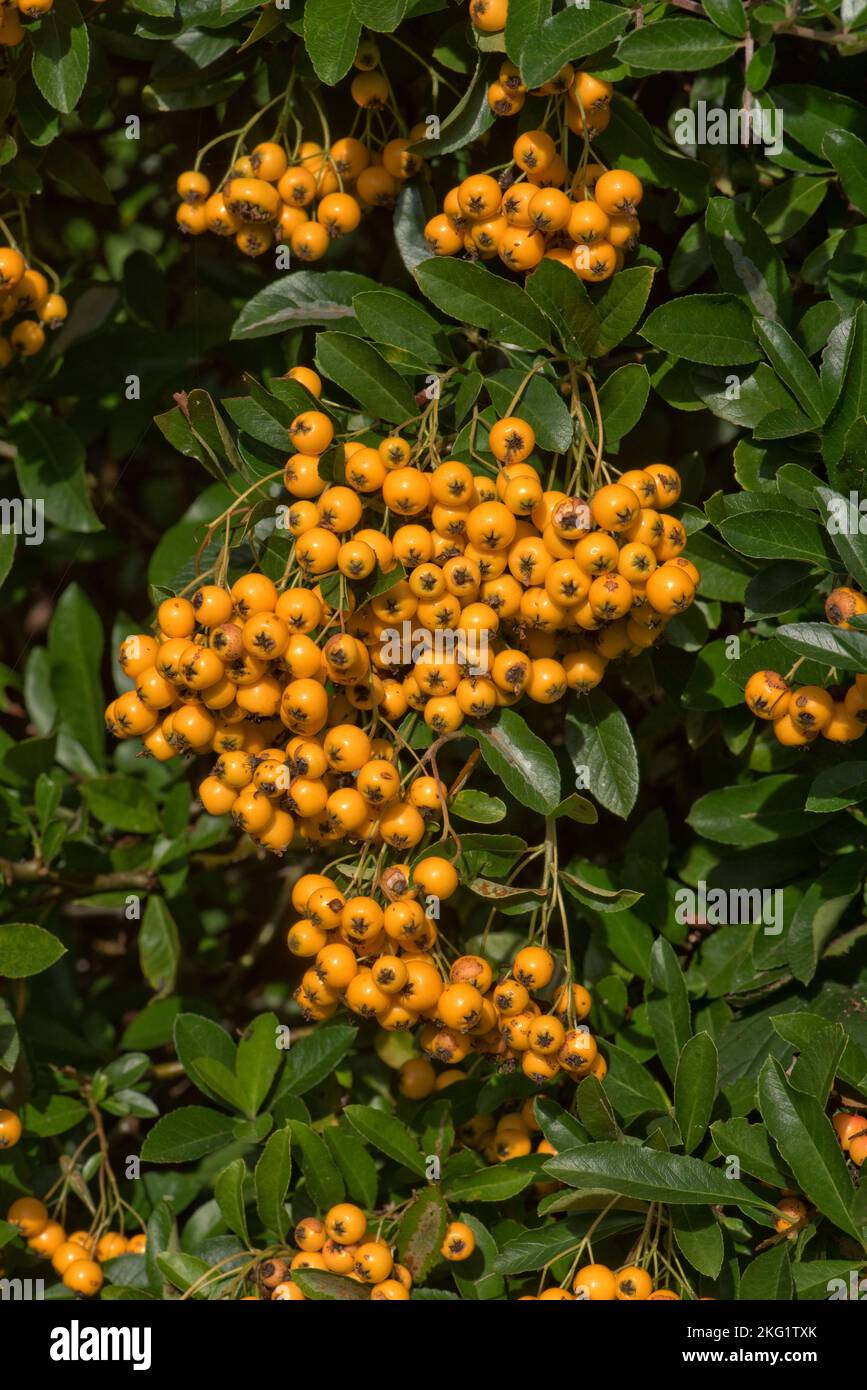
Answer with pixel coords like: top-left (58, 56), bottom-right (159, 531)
top-left (0, 246), bottom-right (68, 365)
top-left (290, 903), bottom-right (601, 1081)
top-left (528, 1263), bottom-right (675, 1300)
top-left (249, 1201), bottom-right (471, 1300)
top-left (425, 144), bottom-right (642, 282)
top-left (104, 378), bottom-right (696, 853)
top-left (833, 1111), bottom-right (867, 1166)
top-left (175, 42), bottom-right (427, 262)
top-left (4, 1195), bottom-right (145, 1298)
top-left (744, 669), bottom-right (867, 747)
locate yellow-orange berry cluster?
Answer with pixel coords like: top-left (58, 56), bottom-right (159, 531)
top-left (250, 1200), bottom-right (475, 1300)
top-left (290, 898), bottom-right (601, 1085)
top-left (0, 246), bottom-right (68, 365)
top-left (5, 1196), bottom-right (146, 1298)
top-left (424, 143), bottom-right (642, 280)
top-left (744, 669), bottom-right (867, 747)
top-left (832, 1111), bottom-right (867, 1166)
top-left (526, 1263), bottom-right (673, 1300)
top-left (420, 49), bottom-right (641, 281)
top-left (175, 43), bottom-right (427, 262)
top-left (105, 373), bottom-right (696, 858)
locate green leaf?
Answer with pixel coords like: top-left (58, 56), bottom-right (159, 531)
top-left (806, 762), bottom-right (867, 813)
top-left (12, 407), bottom-right (102, 533)
top-left (80, 776), bottom-right (159, 834)
top-left (818, 484), bottom-right (867, 590)
top-left (393, 180), bottom-right (435, 276)
top-left (22, 1092), bottom-right (86, 1136)
top-left (642, 294), bottom-right (761, 365)
top-left (546, 1143), bottom-right (771, 1208)
top-left (442, 1160), bottom-right (538, 1202)
top-left (236, 1012), bottom-right (281, 1116)
top-left (618, 18), bottom-right (738, 70)
top-left (468, 709), bottom-right (561, 815)
top-left (704, 197), bottom-right (789, 315)
top-left (138, 896), bottom-right (179, 998)
top-left (561, 872), bottom-right (640, 915)
top-left (277, 1025), bottom-right (357, 1097)
top-left (351, 0), bottom-right (406, 30)
top-left (140, 1106), bottom-right (235, 1163)
top-left (824, 305), bottom-right (867, 469)
top-left (505, 0), bottom-right (550, 63)
top-left (323, 1126), bottom-right (379, 1209)
top-left (231, 270), bottom-right (375, 340)
top-left (576, 1074), bottom-right (620, 1140)
top-left (352, 290), bottom-right (446, 365)
top-left (525, 258), bottom-right (599, 360)
top-left (156, 1252), bottom-right (211, 1297)
top-left (602, 1041), bottom-right (669, 1122)
top-left (591, 266), bottom-right (655, 357)
top-left (519, 3), bottom-right (628, 88)
top-left (646, 937), bottom-right (692, 1082)
top-left (710, 1117), bottom-right (793, 1187)
top-left (343, 1104), bottom-right (427, 1175)
top-left (0, 922), bottom-right (65, 979)
top-left (755, 177), bottom-right (830, 243)
top-left (174, 1013), bottom-right (238, 1107)
top-left (189, 1059), bottom-right (246, 1112)
top-left (824, 130), bottom-right (867, 219)
top-left (794, 1259), bottom-right (867, 1301)
top-left (565, 690), bottom-right (639, 820)
top-left (534, 1097), bottom-right (588, 1150)
top-left (315, 332), bottom-right (418, 424)
top-left (287, 1120), bottom-right (345, 1208)
top-left (770, 85), bottom-right (867, 159)
top-left (303, 0), bottom-right (360, 83)
top-left (790, 1022), bottom-right (848, 1104)
top-left (688, 774), bottom-right (821, 846)
top-left (0, 998), bottom-right (19, 1072)
top-left (776, 621), bottom-right (867, 674)
top-left (414, 259), bottom-right (552, 351)
top-left (47, 584), bottom-right (105, 772)
top-left (214, 1158), bottom-right (249, 1245)
top-left (293, 1269), bottom-right (370, 1300)
top-left (411, 60), bottom-right (493, 156)
top-left (30, 0), bottom-right (89, 114)
top-left (758, 1058), bottom-right (863, 1243)
top-left (786, 855), bottom-right (865, 985)
top-left (396, 1187), bottom-right (448, 1284)
top-left (755, 318), bottom-right (825, 423)
top-left (702, 0), bottom-right (746, 36)
top-left (717, 510), bottom-right (833, 567)
top-left (670, 1206), bottom-right (725, 1278)
top-left (596, 363), bottom-right (650, 448)
top-left (674, 1032), bottom-right (718, 1154)
top-left (450, 789), bottom-right (506, 823)
top-left (0, 531), bottom-right (14, 592)
top-left (739, 1242), bottom-right (793, 1300)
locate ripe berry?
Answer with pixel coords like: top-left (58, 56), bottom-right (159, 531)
top-left (441, 1221), bottom-right (475, 1260)
top-left (0, 1108), bottom-right (22, 1148)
